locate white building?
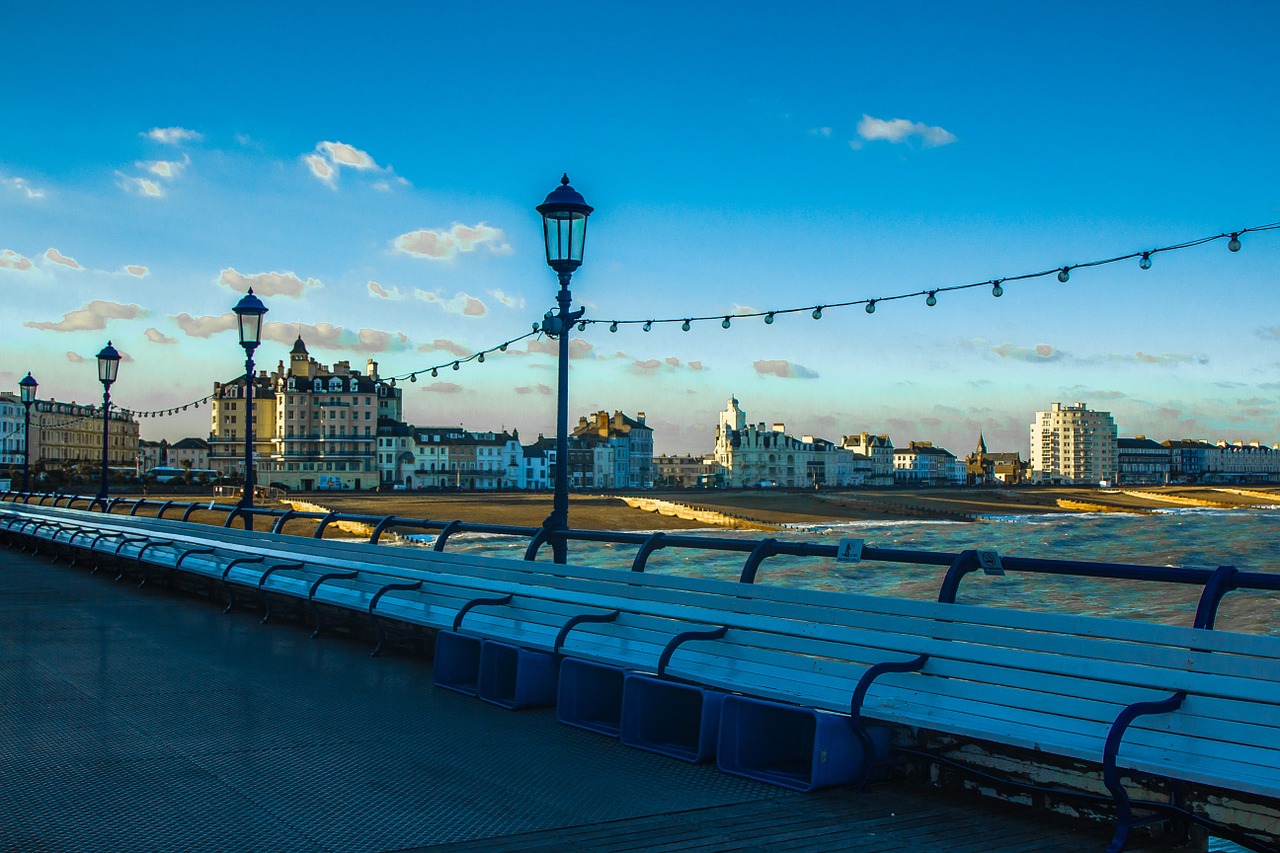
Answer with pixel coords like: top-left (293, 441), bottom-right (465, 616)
top-left (571, 411), bottom-right (654, 489)
top-left (1030, 402), bottom-right (1118, 484)
top-left (712, 397), bottom-right (859, 488)
top-left (841, 432), bottom-right (895, 486)
top-left (0, 393), bottom-right (24, 470)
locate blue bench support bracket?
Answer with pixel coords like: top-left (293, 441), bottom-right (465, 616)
top-left (739, 538), bottom-right (778, 584)
top-left (369, 516), bottom-right (398, 544)
top-left (130, 540), bottom-right (173, 586)
top-left (1193, 566), bottom-right (1238, 630)
top-left (312, 512), bottom-right (338, 539)
top-left (109, 538), bottom-right (152, 579)
top-left (1103, 690), bottom-right (1187, 853)
top-left (658, 626), bottom-right (729, 679)
top-left (938, 549), bottom-right (980, 603)
top-left (848, 653), bottom-right (929, 790)
top-left (256, 562), bottom-right (305, 624)
top-left (452, 594), bottom-right (514, 632)
top-left (154, 500), bottom-right (174, 519)
top-left (368, 580), bottom-right (424, 657)
top-left (433, 520), bottom-right (464, 552)
top-left (553, 610), bottom-right (621, 655)
top-left (631, 533), bottom-right (666, 572)
top-left (220, 556), bottom-right (266, 613)
top-left (307, 571), bottom-right (360, 638)
top-left (523, 528), bottom-right (548, 562)
top-left (181, 503), bottom-right (202, 522)
top-left (271, 510), bottom-right (297, 534)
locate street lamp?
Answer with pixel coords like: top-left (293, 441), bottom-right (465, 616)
top-left (537, 174), bottom-right (593, 563)
top-left (232, 287), bottom-right (268, 531)
top-left (96, 341), bottom-right (121, 506)
top-left (18, 372), bottom-right (37, 492)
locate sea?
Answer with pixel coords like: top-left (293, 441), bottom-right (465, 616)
top-left (402, 506), bottom-right (1280, 636)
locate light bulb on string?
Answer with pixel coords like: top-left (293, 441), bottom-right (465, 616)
top-left (478, 352), bottom-right (485, 363)
top-left (1139, 252), bottom-right (1152, 270)
top-left (431, 368), bottom-right (438, 378)
top-left (926, 291), bottom-right (937, 307)
top-left (812, 307), bottom-right (823, 320)
top-left (991, 281), bottom-right (1004, 297)
top-left (1228, 233), bottom-right (1241, 252)
top-left (721, 317), bottom-right (731, 329)
top-left (410, 373), bottom-right (418, 383)
top-left (532, 322), bottom-right (541, 332)
top-left (643, 320), bottom-right (652, 332)
top-left (765, 312), bottom-right (775, 324)
top-left (1058, 267), bottom-right (1070, 283)
top-left (865, 301), bottom-right (876, 314)
top-left (681, 319), bottom-right (691, 331)
top-left (452, 361), bottom-right (460, 371)
top-left (609, 322), bottom-right (618, 333)
top-left (499, 343), bottom-right (508, 352)
top-left (577, 321), bottom-right (586, 331)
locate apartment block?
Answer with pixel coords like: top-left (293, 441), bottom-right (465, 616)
top-left (1030, 402), bottom-right (1117, 484)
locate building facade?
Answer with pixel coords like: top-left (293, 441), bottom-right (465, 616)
top-left (893, 441), bottom-right (965, 485)
top-left (712, 397), bottom-right (860, 488)
top-left (840, 432), bottom-right (895, 486)
top-left (1030, 402), bottom-right (1118, 484)
top-left (571, 410), bottom-right (654, 489)
top-left (24, 398), bottom-right (139, 473)
top-left (0, 393), bottom-right (24, 470)
top-left (965, 435), bottom-right (1028, 485)
top-left (1116, 437), bottom-right (1171, 485)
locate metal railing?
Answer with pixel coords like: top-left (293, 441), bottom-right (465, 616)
top-left (3, 489), bottom-right (1278, 632)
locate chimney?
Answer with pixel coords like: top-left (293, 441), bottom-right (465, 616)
top-left (636, 411), bottom-right (646, 424)
top-left (367, 359), bottom-right (379, 381)
top-left (773, 423), bottom-right (785, 433)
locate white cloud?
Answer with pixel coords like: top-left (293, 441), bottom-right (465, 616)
top-left (44, 248), bottom-right (82, 270)
top-left (142, 155), bottom-right (189, 179)
top-left (413, 289), bottom-right (489, 317)
top-left (304, 154), bottom-right (335, 183)
top-left (1, 250), bottom-right (34, 271)
top-left (810, 127), bottom-right (833, 137)
top-left (25, 300), bottom-right (143, 332)
top-left (124, 265), bottom-right (149, 277)
top-left (489, 288), bottom-right (525, 309)
top-left (144, 127), bottom-right (203, 145)
top-left (118, 174), bottom-right (164, 197)
top-left (319, 141), bottom-right (378, 170)
top-left (2, 176), bottom-right (45, 199)
top-left (66, 351), bottom-right (86, 364)
top-left (394, 223), bottom-right (511, 260)
top-left (144, 327), bottom-right (177, 344)
top-left (218, 268), bottom-right (321, 299)
top-left (368, 281), bottom-right (401, 299)
top-left (754, 359), bottom-right (819, 379)
top-left (303, 140), bottom-right (400, 187)
top-left (856, 114), bottom-right (956, 147)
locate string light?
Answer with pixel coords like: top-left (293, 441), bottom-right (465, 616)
top-left (721, 317), bottom-right (731, 329)
top-left (577, 321), bottom-right (587, 331)
top-left (681, 319), bottom-right (691, 331)
top-left (452, 361), bottom-right (460, 370)
top-left (926, 291), bottom-right (937, 307)
top-left (571, 222), bottom-right (1273, 333)
top-left (431, 368), bottom-right (438, 378)
top-left (478, 352), bottom-right (485, 363)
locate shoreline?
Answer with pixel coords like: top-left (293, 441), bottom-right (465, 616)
top-left (225, 485), bottom-right (1280, 532)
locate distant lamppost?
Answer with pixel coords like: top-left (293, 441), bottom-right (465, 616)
top-left (537, 174), bottom-right (593, 564)
top-left (18, 372), bottom-right (37, 492)
top-left (96, 341), bottom-right (121, 505)
top-left (232, 287), bottom-right (268, 531)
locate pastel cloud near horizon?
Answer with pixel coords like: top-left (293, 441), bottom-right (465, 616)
top-left (856, 114), bottom-right (957, 148)
top-left (144, 327), bottom-right (177, 344)
top-left (754, 359), bottom-right (819, 379)
top-left (3, 176), bottom-right (44, 199)
top-left (125, 265), bottom-right (149, 277)
top-left (219, 268), bottom-right (321, 299)
top-left (25, 300), bottom-right (143, 332)
top-left (394, 223), bottom-right (511, 261)
top-left (414, 289), bottom-right (488, 317)
top-left (1, 250), bottom-right (34, 271)
top-left (45, 248), bottom-right (81, 270)
top-left (174, 312), bottom-right (409, 354)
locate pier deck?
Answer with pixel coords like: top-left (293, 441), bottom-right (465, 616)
top-left (2, 550), bottom-right (1155, 852)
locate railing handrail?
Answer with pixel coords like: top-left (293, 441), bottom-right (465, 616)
top-left (3, 489), bottom-right (1278, 631)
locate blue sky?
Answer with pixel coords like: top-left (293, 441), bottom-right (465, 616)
top-left (3, 2), bottom-right (1278, 456)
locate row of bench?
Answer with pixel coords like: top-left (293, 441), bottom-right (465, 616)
top-left (3, 502), bottom-right (1277, 852)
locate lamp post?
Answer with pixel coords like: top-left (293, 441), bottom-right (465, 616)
top-left (537, 174), bottom-right (593, 564)
top-left (96, 342), bottom-right (121, 506)
top-left (18, 372), bottom-right (37, 493)
top-left (232, 287), bottom-right (268, 531)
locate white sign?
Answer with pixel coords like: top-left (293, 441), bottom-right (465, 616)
top-left (836, 538), bottom-right (864, 563)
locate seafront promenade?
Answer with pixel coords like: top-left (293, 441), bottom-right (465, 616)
top-left (2, 547), bottom-right (1132, 852)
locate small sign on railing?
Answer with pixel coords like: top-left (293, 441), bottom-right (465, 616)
top-left (836, 538), bottom-right (864, 563)
top-left (977, 549), bottom-right (1005, 575)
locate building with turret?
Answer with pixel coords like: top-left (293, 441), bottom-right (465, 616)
top-left (712, 397), bottom-right (858, 488)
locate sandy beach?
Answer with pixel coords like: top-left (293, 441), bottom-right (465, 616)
top-left (203, 484), bottom-right (1280, 533)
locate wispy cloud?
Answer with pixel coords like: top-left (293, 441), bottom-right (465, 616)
top-left (394, 223), bottom-right (511, 260)
top-left (44, 248), bottom-right (82, 270)
top-left (142, 154), bottom-right (189, 179)
top-left (1258, 326), bottom-right (1280, 341)
top-left (65, 351), bottom-right (86, 364)
top-left (489, 288), bottom-right (525, 309)
top-left (218, 268), bottom-right (321, 299)
top-left (515, 384), bottom-right (554, 396)
top-left (124, 265), bottom-right (149, 277)
top-left (417, 338), bottom-right (472, 358)
top-left (754, 359), bottom-right (819, 379)
top-left (2, 176), bottom-right (45, 199)
top-left (144, 127), bottom-right (203, 145)
top-left (992, 342), bottom-right (1063, 363)
top-left (117, 174), bottom-right (164, 197)
top-left (303, 140), bottom-right (406, 188)
top-left (144, 327), bottom-right (177, 344)
top-left (422, 382), bottom-right (463, 394)
top-left (523, 337), bottom-right (595, 360)
top-left (172, 312), bottom-right (236, 338)
top-left (25, 300), bottom-right (143, 332)
top-left (855, 114), bottom-right (956, 148)
top-left (413, 289), bottom-right (488, 317)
